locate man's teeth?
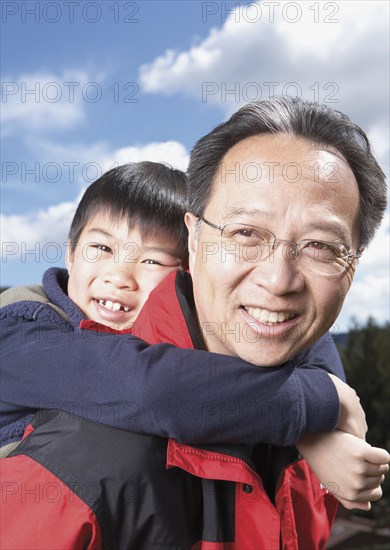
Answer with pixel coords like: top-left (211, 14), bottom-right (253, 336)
top-left (97, 299), bottom-right (130, 312)
top-left (245, 307), bottom-right (294, 324)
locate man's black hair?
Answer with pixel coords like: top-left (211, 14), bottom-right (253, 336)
top-left (187, 97), bottom-right (387, 247)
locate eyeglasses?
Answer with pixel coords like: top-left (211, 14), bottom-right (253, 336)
top-left (199, 217), bottom-right (363, 276)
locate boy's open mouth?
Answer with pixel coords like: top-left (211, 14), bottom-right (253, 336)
top-left (96, 299), bottom-right (131, 313)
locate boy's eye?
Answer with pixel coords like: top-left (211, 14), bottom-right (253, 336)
top-left (141, 257), bottom-right (182, 268)
top-left (142, 259), bottom-right (163, 266)
top-left (91, 244), bottom-right (112, 254)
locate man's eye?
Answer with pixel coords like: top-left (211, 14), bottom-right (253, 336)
top-left (230, 229), bottom-right (257, 239)
top-left (306, 241), bottom-right (341, 253)
top-left (237, 229), bottom-right (255, 238)
top-left (229, 228), bottom-right (268, 244)
top-left (304, 241), bottom-right (341, 262)
top-left (307, 241), bottom-right (329, 250)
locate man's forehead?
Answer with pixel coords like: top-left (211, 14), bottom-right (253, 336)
top-left (219, 133), bottom-right (348, 169)
top-left (211, 133), bottom-right (357, 193)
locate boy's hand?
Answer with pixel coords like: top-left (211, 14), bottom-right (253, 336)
top-left (296, 431), bottom-right (390, 510)
top-left (328, 374), bottom-right (367, 439)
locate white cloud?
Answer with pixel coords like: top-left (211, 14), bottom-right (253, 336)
top-left (368, 124), bottom-right (390, 169)
top-left (0, 202), bottom-right (76, 266)
top-left (139, 1), bottom-right (389, 129)
top-left (335, 221), bottom-right (390, 330)
top-left (31, 139), bottom-right (190, 187)
top-left (1, 69), bottom-right (95, 137)
top-left (110, 141), bottom-right (189, 172)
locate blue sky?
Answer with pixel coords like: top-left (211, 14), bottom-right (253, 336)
top-left (1, 0), bottom-right (389, 332)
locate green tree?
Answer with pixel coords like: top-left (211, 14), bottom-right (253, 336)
top-left (338, 317), bottom-right (390, 516)
top-left (340, 317), bottom-right (390, 450)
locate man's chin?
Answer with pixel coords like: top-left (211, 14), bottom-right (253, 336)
top-left (203, 332), bottom-right (303, 367)
top-left (232, 344), bottom-right (300, 368)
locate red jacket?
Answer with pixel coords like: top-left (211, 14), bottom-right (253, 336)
top-left (137, 270), bottom-right (339, 549)
top-left (0, 271), bottom-right (337, 549)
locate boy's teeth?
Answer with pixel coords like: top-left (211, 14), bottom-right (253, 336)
top-left (246, 307), bottom-right (294, 324)
top-left (97, 299), bottom-right (130, 312)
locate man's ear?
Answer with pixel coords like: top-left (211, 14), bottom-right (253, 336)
top-left (184, 212), bottom-right (199, 273)
top-left (65, 240), bottom-right (74, 273)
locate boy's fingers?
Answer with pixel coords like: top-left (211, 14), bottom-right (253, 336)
top-left (337, 497), bottom-right (371, 511)
top-left (360, 475), bottom-right (385, 490)
top-left (365, 447), bottom-right (390, 464)
top-left (364, 462), bottom-right (389, 476)
top-left (336, 484), bottom-right (383, 503)
top-left (359, 485), bottom-right (383, 502)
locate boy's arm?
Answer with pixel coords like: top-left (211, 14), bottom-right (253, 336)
top-left (296, 347), bottom-right (389, 510)
top-left (294, 331), bottom-right (346, 380)
top-left (1, 311), bottom-right (350, 446)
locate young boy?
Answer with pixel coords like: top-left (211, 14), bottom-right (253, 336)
top-left (1, 161), bottom-right (187, 453)
top-left (1, 161), bottom-right (387, 547)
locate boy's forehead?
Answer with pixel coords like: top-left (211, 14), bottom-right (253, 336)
top-left (84, 210), bottom-right (130, 233)
top-left (82, 211), bottom-right (182, 254)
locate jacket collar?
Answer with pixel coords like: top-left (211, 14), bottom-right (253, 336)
top-left (43, 267), bottom-right (85, 328)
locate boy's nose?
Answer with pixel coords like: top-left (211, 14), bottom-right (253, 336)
top-left (103, 267), bottom-right (138, 291)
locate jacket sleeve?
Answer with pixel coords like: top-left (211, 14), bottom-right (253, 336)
top-left (0, 306), bottom-right (340, 446)
top-left (0, 453), bottom-right (102, 549)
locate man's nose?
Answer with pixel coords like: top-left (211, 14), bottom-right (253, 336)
top-left (250, 243), bottom-right (305, 295)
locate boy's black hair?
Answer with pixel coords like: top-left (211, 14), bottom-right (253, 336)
top-left (69, 162), bottom-right (189, 266)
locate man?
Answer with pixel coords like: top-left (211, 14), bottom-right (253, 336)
top-left (1, 98), bottom-right (388, 549)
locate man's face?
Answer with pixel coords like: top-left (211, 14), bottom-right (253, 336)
top-left (66, 212), bottom-right (182, 330)
top-left (186, 133), bottom-right (360, 366)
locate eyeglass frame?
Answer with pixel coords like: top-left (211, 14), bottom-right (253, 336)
top-left (198, 216), bottom-right (364, 269)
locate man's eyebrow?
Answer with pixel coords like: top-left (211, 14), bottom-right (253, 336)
top-left (222, 207), bottom-right (271, 221)
top-left (305, 222), bottom-right (351, 243)
top-left (222, 210), bottom-right (351, 242)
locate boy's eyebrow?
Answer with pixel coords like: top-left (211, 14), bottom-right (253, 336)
top-left (141, 245), bottom-right (181, 257)
top-left (86, 229), bottom-right (181, 257)
top-left (86, 228), bottom-right (115, 239)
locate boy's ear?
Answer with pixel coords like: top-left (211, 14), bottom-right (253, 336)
top-left (65, 240), bottom-right (74, 273)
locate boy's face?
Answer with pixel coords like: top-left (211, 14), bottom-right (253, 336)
top-left (66, 212), bottom-right (183, 330)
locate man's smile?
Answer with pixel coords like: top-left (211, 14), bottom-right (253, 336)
top-left (242, 306), bottom-right (297, 325)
